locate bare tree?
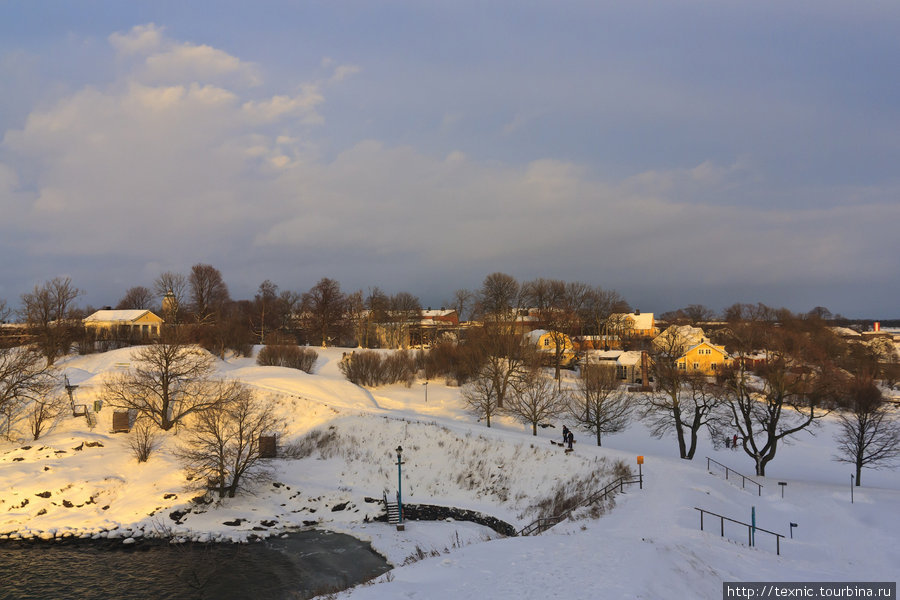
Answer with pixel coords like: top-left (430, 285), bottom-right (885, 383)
top-left (474, 272), bottom-right (522, 331)
top-left (0, 346), bottom-right (56, 438)
top-left (582, 286), bottom-right (630, 349)
top-left (130, 420), bottom-right (161, 462)
top-left (251, 280), bottom-right (280, 344)
top-left (189, 263), bottom-right (231, 325)
top-left (0, 298), bottom-right (10, 323)
top-left (461, 367), bottom-right (502, 428)
top-left (28, 393), bottom-right (67, 441)
top-left (301, 278), bottom-right (348, 347)
top-left (177, 383), bottom-right (279, 498)
top-left (660, 304), bottom-right (717, 325)
top-left (116, 286), bottom-right (155, 310)
top-left (345, 290), bottom-right (367, 348)
top-left (507, 370), bottom-right (564, 436)
top-left (834, 376), bottom-right (900, 486)
top-left (714, 321), bottom-right (836, 476)
top-left (101, 336), bottom-right (231, 431)
top-left (363, 287), bottom-right (389, 349)
top-left (570, 363), bottom-right (632, 446)
top-left (386, 292), bottom-right (422, 349)
top-left (641, 326), bottom-right (720, 459)
top-left (154, 271), bottom-right (188, 324)
top-left (20, 277), bottom-right (82, 365)
top-left (467, 327), bottom-right (534, 409)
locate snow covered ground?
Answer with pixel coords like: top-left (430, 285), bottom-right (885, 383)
top-left (1, 346), bottom-right (897, 599)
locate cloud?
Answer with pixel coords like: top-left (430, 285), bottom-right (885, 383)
top-left (329, 64), bottom-right (361, 83)
top-left (108, 23), bottom-right (164, 56)
top-left (109, 23), bottom-right (260, 88)
top-left (0, 22), bottom-right (897, 316)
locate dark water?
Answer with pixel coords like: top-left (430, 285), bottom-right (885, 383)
top-left (0, 530), bottom-right (390, 600)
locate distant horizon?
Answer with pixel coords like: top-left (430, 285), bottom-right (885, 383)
top-left (3, 269), bottom-right (897, 323)
top-left (2, 4), bottom-right (898, 319)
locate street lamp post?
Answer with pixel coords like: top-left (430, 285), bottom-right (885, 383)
top-left (422, 381), bottom-right (428, 403)
top-left (850, 474), bottom-right (854, 504)
top-left (396, 446), bottom-right (405, 528)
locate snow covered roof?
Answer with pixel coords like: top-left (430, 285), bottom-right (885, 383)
top-left (524, 329), bottom-right (549, 342)
top-left (612, 312), bottom-right (654, 331)
top-left (421, 309), bottom-right (455, 318)
top-left (653, 325), bottom-right (705, 350)
top-left (617, 351), bottom-right (643, 366)
top-left (83, 309), bottom-right (162, 323)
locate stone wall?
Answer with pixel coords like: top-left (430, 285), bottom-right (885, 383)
top-left (375, 502), bottom-right (517, 537)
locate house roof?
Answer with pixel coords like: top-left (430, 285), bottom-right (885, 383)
top-left (653, 325), bottom-right (705, 351)
top-left (618, 351), bottom-right (643, 366)
top-left (421, 309), bottom-right (456, 318)
top-left (612, 312), bottom-right (655, 331)
top-left (525, 329), bottom-right (549, 342)
top-left (83, 309), bottom-right (161, 323)
top-left (682, 340), bottom-right (729, 358)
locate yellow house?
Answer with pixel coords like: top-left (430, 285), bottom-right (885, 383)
top-left (603, 311), bottom-right (658, 349)
top-left (83, 309), bottom-right (164, 339)
top-left (676, 340), bottom-right (732, 376)
top-left (526, 329), bottom-right (577, 366)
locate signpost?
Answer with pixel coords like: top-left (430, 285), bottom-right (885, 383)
top-left (778, 481), bottom-right (787, 498)
top-left (637, 456), bottom-right (643, 489)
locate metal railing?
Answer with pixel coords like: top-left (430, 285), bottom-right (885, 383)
top-left (706, 457), bottom-right (763, 496)
top-left (694, 507), bottom-right (784, 555)
top-left (518, 474), bottom-right (643, 536)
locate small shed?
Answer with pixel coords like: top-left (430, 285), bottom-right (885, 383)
top-left (112, 411), bottom-right (131, 433)
top-left (259, 435), bottom-right (277, 458)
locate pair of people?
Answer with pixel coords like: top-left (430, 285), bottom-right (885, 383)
top-left (562, 425), bottom-right (574, 451)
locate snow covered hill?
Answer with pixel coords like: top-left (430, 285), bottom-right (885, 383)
top-left (1, 346), bottom-right (897, 599)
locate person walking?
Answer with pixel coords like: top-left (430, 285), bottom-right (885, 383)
top-left (732, 434), bottom-right (739, 449)
top-left (562, 425), bottom-right (570, 446)
top-left (566, 430), bottom-right (574, 452)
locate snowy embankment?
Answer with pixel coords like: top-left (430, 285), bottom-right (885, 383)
top-left (1, 346), bottom-right (898, 599)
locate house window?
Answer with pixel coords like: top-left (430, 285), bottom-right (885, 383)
top-left (544, 338), bottom-right (550, 347)
top-left (693, 362), bottom-right (699, 370)
top-left (711, 363), bottom-right (717, 371)
top-left (678, 362), bottom-right (685, 370)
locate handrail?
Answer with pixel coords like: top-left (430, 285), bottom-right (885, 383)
top-left (517, 474), bottom-right (643, 536)
top-left (706, 456), bottom-right (763, 496)
top-left (694, 507), bottom-right (784, 555)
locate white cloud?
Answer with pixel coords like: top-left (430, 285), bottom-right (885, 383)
top-left (241, 85), bottom-right (324, 124)
top-left (329, 64), bottom-right (361, 83)
top-left (144, 43), bottom-right (261, 87)
top-left (108, 23), bottom-right (164, 56)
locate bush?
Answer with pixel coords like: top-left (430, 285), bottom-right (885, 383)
top-left (256, 345), bottom-right (318, 373)
top-left (339, 350), bottom-right (416, 387)
top-left (421, 341), bottom-right (484, 385)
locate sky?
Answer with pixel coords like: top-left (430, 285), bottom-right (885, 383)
top-left (1, 1), bottom-right (898, 318)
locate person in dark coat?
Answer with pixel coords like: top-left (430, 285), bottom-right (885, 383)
top-left (566, 430), bottom-right (574, 451)
top-left (562, 425), bottom-right (570, 445)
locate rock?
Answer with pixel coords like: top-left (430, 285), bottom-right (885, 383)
top-left (331, 502), bottom-right (348, 512)
top-left (122, 537), bottom-right (136, 545)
